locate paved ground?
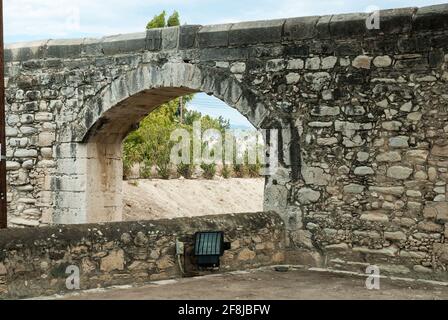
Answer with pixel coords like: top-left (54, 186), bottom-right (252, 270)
top-left (58, 268), bottom-right (448, 300)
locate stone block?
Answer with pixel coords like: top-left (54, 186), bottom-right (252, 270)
top-left (296, 188), bottom-right (321, 205)
top-left (229, 19), bottom-right (285, 45)
top-left (161, 27), bottom-right (179, 50)
top-left (179, 25), bottom-right (201, 49)
top-left (423, 202), bottom-right (448, 222)
top-left (46, 39), bottom-right (83, 58)
top-left (101, 32), bottom-right (147, 55)
top-left (387, 166), bottom-right (413, 180)
top-left (5, 40), bottom-right (48, 63)
top-left (283, 16), bottom-right (320, 40)
top-left (431, 145), bottom-right (448, 157)
top-left (198, 24), bottom-right (232, 48)
top-left (377, 7), bottom-right (416, 34)
top-left (384, 231), bottom-right (407, 241)
top-left (433, 243), bottom-right (448, 264)
top-left (100, 249), bottom-right (125, 272)
top-left (329, 12), bottom-right (371, 38)
top-left (413, 4), bottom-right (448, 31)
top-left (146, 28), bottom-right (162, 51)
top-left (360, 211), bottom-right (389, 223)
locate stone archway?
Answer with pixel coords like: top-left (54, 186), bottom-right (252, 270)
top-left (53, 62), bottom-right (270, 224)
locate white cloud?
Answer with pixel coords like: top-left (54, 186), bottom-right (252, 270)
top-left (4, 0), bottom-right (207, 41)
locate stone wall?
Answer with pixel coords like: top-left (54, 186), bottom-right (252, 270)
top-left (0, 212), bottom-right (286, 299)
top-left (3, 4), bottom-right (448, 280)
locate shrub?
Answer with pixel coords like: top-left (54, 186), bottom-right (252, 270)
top-left (140, 159), bottom-right (153, 179)
top-left (247, 162), bottom-right (262, 178)
top-left (233, 164), bottom-right (246, 178)
top-left (201, 163), bottom-right (216, 180)
top-left (177, 163), bottom-right (194, 179)
top-left (221, 165), bottom-right (232, 179)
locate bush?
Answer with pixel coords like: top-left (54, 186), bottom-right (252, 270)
top-left (247, 163), bottom-right (262, 178)
top-left (156, 155), bottom-right (171, 180)
top-left (233, 164), bottom-right (246, 178)
top-left (221, 165), bottom-right (232, 179)
top-left (139, 159), bottom-right (153, 179)
top-left (201, 163), bottom-right (216, 180)
top-left (177, 163), bottom-right (194, 179)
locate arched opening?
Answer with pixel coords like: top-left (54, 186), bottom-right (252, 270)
top-left (53, 63), bottom-right (271, 224)
top-left (122, 93), bottom-right (265, 221)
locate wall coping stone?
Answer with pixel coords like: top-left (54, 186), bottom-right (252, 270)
top-left (4, 5), bottom-right (448, 62)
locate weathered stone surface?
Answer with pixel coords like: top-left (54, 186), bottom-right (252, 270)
top-left (418, 221), bottom-right (443, 233)
top-left (431, 145), bottom-right (448, 157)
top-left (360, 211), bottom-right (389, 223)
top-left (311, 106), bottom-right (340, 117)
top-left (353, 246), bottom-right (398, 257)
top-left (283, 16), bottom-right (320, 40)
top-left (373, 56), bottom-right (392, 67)
top-left (354, 167), bottom-right (375, 176)
top-left (389, 136), bottom-right (410, 148)
top-left (352, 55), bottom-right (372, 69)
top-left (344, 184), bottom-right (365, 194)
top-left (14, 149), bottom-right (38, 158)
top-left (229, 19), bottom-right (284, 45)
top-left (376, 152), bottom-right (402, 163)
top-left (296, 188), bottom-right (321, 204)
top-left (384, 231), bottom-right (407, 241)
top-left (433, 243), bottom-right (448, 264)
top-left (198, 24), bottom-right (232, 48)
top-left (423, 202), bottom-right (448, 221)
top-left (387, 166), bottom-right (413, 180)
top-left (9, 218), bottom-right (39, 227)
top-left (100, 249), bottom-right (125, 272)
top-left (237, 248), bottom-right (257, 261)
top-left (302, 166), bottom-right (330, 186)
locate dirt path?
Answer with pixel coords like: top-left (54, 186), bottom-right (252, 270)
top-left (123, 178), bottom-right (264, 221)
top-left (60, 268), bottom-right (448, 300)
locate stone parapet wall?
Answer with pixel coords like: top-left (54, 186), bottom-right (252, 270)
top-left (0, 212), bottom-right (286, 299)
top-left (4, 5), bottom-right (448, 61)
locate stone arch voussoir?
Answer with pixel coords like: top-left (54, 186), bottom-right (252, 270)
top-left (64, 62), bottom-right (270, 143)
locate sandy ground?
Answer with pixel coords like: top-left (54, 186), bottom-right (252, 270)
top-left (123, 178), bottom-right (265, 221)
top-left (60, 268), bottom-right (448, 300)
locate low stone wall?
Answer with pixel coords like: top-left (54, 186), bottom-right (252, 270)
top-left (0, 212), bottom-right (286, 299)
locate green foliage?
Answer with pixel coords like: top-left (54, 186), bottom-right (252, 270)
top-left (167, 11), bottom-right (180, 27)
top-left (233, 164), bottom-right (246, 178)
top-left (247, 163), bottom-right (262, 178)
top-left (201, 163), bottom-right (217, 180)
top-left (244, 150), bottom-right (262, 178)
top-left (221, 165), bottom-right (232, 179)
top-left (123, 95), bottom-right (233, 180)
top-left (146, 11), bottom-right (166, 29)
top-left (146, 10), bottom-right (181, 30)
top-left (177, 163), bottom-right (194, 179)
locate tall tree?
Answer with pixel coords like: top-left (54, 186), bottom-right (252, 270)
top-left (146, 11), bottom-right (166, 29)
top-left (146, 10), bottom-right (180, 29)
top-left (167, 11), bottom-right (180, 27)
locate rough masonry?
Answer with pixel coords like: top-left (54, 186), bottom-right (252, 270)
top-left (3, 4), bottom-right (448, 280)
top-left (0, 212), bottom-right (285, 298)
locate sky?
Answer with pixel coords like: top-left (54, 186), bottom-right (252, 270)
top-left (4, 0), bottom-right (446, 128)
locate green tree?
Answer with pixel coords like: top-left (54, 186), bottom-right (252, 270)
top-left (146, 11), bottom-right (166, 29)
top-left (167, 11), bottom-right (180, 27)
top-left (146, 10), bottom-right (181, 30)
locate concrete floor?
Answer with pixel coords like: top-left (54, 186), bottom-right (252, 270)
top-left (57, 268), bottom-right (448, 300)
